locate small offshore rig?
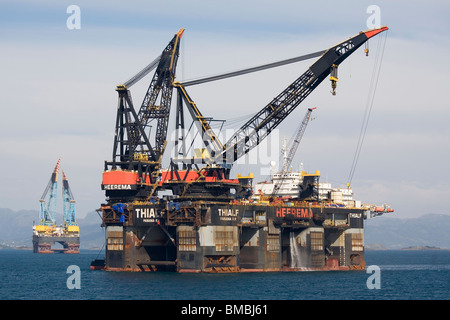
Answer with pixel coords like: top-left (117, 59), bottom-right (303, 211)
top-left (33, 158), bottom-right (80, 254)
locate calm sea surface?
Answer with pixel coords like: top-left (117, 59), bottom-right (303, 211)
top-left (0, 249), bottom-right (449, 300)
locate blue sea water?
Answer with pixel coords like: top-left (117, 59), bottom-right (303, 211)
top-left (0, 249), bottom-right (449, 300)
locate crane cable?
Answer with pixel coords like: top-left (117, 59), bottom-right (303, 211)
top-left (180, 50), bottom-right (326, 87)
top-left (347, 30), bottom-right (388, 186)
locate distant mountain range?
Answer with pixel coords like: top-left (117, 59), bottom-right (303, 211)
top-left (364, 213), bottom-right (450, 249)
top-left (1, 208), bottom-right (449, 250)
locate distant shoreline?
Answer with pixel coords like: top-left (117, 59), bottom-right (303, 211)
top-left (400, 245), bottom-right (448, 251)
top-left (0, 246), bottom-right (103, 251)
top-left (365, 244), bottom-right (450, 251)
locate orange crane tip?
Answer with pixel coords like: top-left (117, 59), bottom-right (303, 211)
top-left (177, 28), bottom-right (185, 38)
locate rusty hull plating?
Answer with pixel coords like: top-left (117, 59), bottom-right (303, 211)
top-left (98, 198), bottom-right (376, 272)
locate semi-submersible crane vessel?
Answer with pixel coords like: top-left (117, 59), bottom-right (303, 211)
top-left (93, 26), bottom-right (392, 272)
top-left (33, 158), bottom-right (80, 253)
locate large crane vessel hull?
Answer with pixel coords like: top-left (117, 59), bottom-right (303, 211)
top-left (97, 200), bottom-right (370, 272)
top-left (32, 233), bottom-right (80, 254)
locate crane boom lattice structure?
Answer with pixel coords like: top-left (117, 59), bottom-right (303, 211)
top-left (39, 158), bottom-right (60, 226)
top-left (270, 107), bottom-right (316, 198)
top-left (282, 107), bottom-right (316, 174)
top-left (62, 170), bottom-right (77, 226)
top-left (216, 29), bottom-right (388, 164)
top-left (105, 28), bottom-right (184, 202)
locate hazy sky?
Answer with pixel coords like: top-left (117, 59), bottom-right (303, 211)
top-left (1, 0), bottom-right (449, 220)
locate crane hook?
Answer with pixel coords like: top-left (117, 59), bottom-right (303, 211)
top-left (331, 81), bottom-right (337, 95)
top-left (330, 64), bottom-right (338, 95)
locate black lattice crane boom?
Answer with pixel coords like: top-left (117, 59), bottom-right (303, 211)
top-left (215, 27), bottom-right (388, 164)
top-left (103, 28), bottom-right (184, 201)
top-left (170, 27), bottom-right (388, 167)
top-left (112, 28), bottom-right (183, 167)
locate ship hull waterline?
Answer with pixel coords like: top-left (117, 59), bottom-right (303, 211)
top-left (95, 201), bottom-right (368, 273)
